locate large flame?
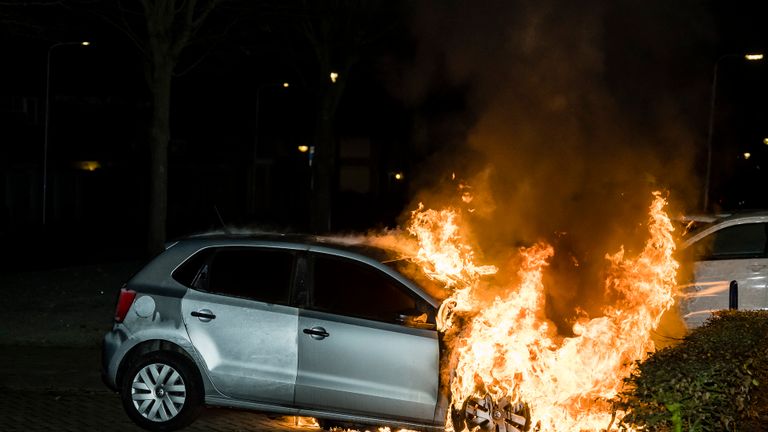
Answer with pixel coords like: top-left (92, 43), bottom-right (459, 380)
top-left (406, 192), bottom-right (677, 431)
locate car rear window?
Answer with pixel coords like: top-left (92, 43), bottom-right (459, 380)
top-left (173, 247), bottom-right (294, 305)
top-left (173, 248), bottom-right (214, 287)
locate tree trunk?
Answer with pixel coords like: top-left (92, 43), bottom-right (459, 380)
top-left (137, 0), bottom-right (217, 255)
top-left (311, 85), bottom-right (336, 233)
top-left (147, 59), bottom-right (173, 255)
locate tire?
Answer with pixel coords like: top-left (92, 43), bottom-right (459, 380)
top-left (451, 395), bottom-right (531, 432)
top-left (120, 351), bottom-right (203, 431)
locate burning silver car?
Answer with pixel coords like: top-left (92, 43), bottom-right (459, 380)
top-left (101, 233), bottom-right (530, 432)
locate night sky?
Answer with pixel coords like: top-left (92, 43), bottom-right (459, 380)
top-left (1, 1), bottom-right (767, 269)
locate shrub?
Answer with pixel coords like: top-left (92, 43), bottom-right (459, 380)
top-left (614, 310), bottom-right (768, 431)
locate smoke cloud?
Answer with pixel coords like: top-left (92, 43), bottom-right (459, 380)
top-left (396, 0), bottom-right (714, 334)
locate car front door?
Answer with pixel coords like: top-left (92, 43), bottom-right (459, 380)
top-left (181, 247), bottom-right (300, 404)
top-left (294, 253), bottom-right (439, 423)
top-left (682, 222), bottom-right (768, 328)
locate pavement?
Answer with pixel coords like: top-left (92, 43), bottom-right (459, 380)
top-left (0, 262), bottom-right (322, 431)
top-left (0, 386), bottom-right (318, 432)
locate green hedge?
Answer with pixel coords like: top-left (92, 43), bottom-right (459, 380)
top-left (614, 310), bottom-right (768, 431)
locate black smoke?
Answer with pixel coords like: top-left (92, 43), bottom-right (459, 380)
top-left (395, 0), bottom-right (715, 333)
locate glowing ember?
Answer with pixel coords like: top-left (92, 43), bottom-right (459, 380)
top-left (404, 191), bottom-right (677, 431)
top-left (294, 417), bottom-right (320, 428)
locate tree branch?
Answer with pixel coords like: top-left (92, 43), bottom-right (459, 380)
top-left (86, 0), bottom-right (147, 58)
top-left (0, 0), bottom-right (62, 5)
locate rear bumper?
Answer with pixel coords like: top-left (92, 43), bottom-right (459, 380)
top-left (101, 326), bottom-right (129, 390)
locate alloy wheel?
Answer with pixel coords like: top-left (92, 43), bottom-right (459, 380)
top-left (131, 363), bottom-right (187, 422)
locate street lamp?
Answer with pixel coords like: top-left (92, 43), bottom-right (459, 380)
top-left (253, 81), bottom-right (290, 158)
top-left (42, 41), bottom-right (90, 225)
top-left (703, 52), bottom-right (763, 211)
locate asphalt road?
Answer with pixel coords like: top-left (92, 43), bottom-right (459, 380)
top-left (0, 265), bottom-right (335, 431)
top-left (0, 345), bottom-right (322, 432)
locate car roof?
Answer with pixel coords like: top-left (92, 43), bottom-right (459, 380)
top-left (681, 210), bottom-right (768, 247)
top-left (174, 231), bottom-right (393, 261)
top-left (715, 210), bottom-right (768, 221)
top-left (159, 231), bottom-right (442, 308)
top-left (680, 210), bottom-right (768, 223)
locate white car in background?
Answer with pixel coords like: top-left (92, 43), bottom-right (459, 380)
top-left (679, 211), bottom-right (768, 328)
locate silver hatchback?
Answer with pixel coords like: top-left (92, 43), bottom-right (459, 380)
top-left (102, 234), bottom-right (445, 431)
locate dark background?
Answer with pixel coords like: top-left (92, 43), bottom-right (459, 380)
top-left (1, 1), bottom-right (767, 270)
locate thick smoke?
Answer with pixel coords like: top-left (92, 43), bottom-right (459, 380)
top-left (398, 1), bottom-right (713, 335)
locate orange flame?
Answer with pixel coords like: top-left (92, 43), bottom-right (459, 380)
top-left (406, 192), bottom-right (677, 431)
top-left (407, 203), bottom-right (498, 290)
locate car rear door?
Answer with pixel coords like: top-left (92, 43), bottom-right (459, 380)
top-left (294, 252), bottom-right (439, 423)
top-left (682, 222), bottom-right (768, 327)
top-left (180, 246), bottom-right (300, 404)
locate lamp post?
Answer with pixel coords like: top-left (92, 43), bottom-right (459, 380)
top-left (42, 41), bottom-right (90, 225)
top-left (703, 52), bottom-right (763, 211)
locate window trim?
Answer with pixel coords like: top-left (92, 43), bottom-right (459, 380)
top-left (175, 246), bottom-right (300, 306)
top-left (307, 252), bottom-right (436, 326)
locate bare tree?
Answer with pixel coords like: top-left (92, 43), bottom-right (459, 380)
top-left (289, 0), bottom-right (395, 232)
top-left (142, 1), bottom-right (218, 254)
top-left (95, 0), bottom-right (220, 254)
top-left (0, 1), bottom-right (63, 39)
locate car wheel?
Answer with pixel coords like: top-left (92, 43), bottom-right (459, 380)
top-left (120, 351), bottom-right (203, 431)
top-left (452, 394), bottom-right (531, 432)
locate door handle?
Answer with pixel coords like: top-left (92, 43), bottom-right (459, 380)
top-left (191, 309), bottom-right (216, 322)
top-left (303, 327), bottom-right (329, 340)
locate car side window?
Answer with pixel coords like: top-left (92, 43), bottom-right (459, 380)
top-left (189, 248), bottom-right (294, 305)
top-left (172, 248), bottom-right (214, 287)
top-left (693, 223), bottom-right (768, 261)
top-left (312, 254), bottom-right (420, 324)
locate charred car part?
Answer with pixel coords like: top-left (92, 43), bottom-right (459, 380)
top-left (452, 394), bottom-right (531, 432)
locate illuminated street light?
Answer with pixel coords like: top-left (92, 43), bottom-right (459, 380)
top-left (74, 160), bottom-right (101, 171)
top-left (744, 152), bottom-right (752, 160)
top-left (763, 137), bottom-right (768, 145)
top-left (297, 145), bottom-right (309, 153)
top-left (43, 40), bottom-right (90, 225)
top-left (703, 51), bottom-right (764, 210)
top-left (330, 72), bottom-right (339, 83)
top-left (390, 171), bottom-right (404, 181)
top-left (254, 81), bottom-right (290, 157)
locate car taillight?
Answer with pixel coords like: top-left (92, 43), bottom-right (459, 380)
top-left (115, 288), bottom-right (137, 323)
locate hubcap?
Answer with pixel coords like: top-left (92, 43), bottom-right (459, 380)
top-left (131, 363), bottom-right (187, 422)
top-left (458, 395), bottom-right (529, 432)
